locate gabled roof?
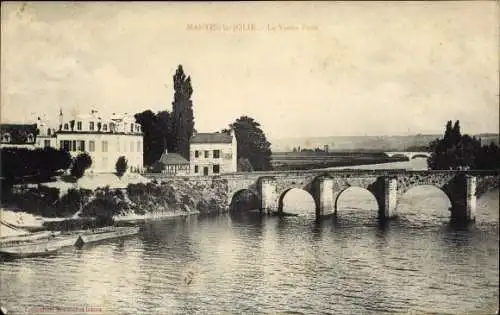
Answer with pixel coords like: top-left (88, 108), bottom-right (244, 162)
top-left (0, 124), bottom-right (37, 144)
top-left (159, 152), bottom-right (190, 165)
top-left (191, 132), bottom-right (232, 144)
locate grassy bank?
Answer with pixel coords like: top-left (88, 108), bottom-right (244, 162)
top-left (271, 151), bottom-right (409, 171)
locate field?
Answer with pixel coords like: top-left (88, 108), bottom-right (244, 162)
top-left (271, 151), bottom-right (410, 171)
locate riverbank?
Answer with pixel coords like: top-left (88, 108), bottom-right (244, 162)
top-left (271, 151), bottom-right (410, 171)
top-left (1, 173), bottom-right (228, 230)
top-left (0, 207), bottom-right (202, 235)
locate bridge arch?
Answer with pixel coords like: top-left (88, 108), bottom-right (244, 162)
top-left (396, 184), bottom-right (453, 217)
top-left (334, 186), bottom-right (379, 214)
top-left (229, 189), bottom-right (261, 212)
top-left (278, 187), bottom-right (316, 214)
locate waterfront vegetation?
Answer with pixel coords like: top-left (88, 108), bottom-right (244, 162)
top-left (428, 120), bottom-right (500, 170)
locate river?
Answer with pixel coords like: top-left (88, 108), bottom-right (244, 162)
top-left (1, 158), bottom-right (498, 314)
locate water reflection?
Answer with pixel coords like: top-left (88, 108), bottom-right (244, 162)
top-left (0, 157), bottom-right (498, 314)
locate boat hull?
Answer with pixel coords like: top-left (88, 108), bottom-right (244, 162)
top-left (0, 235), bottom-right (78, 260)
top-left (76, 227), bottom-right (139, 247)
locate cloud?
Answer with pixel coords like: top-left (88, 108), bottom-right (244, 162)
top-left (1, 2), bottom-right (498, 139)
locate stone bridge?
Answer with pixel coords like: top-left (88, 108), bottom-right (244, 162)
top-left (146, 169), bottom-right (499, 222)
top-left (384, 152), bottom-right (431, 159)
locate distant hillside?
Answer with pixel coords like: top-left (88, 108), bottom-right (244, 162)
top-left (270, 134), bottom-right (499, 152)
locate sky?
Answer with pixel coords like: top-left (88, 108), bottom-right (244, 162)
top-left (1, 2), bottom-right (498, 140)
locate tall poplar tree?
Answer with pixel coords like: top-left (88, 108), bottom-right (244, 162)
top-left (172, 65), bottom-right (195, 159)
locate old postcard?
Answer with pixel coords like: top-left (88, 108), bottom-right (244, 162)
top-left (1, 2), bottom-right (499, 315)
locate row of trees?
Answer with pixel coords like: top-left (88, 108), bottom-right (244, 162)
top-left (0, 147), bottom-right (130, 184)
top-left (0, 147), bottom-right (72, 182)
top-left (427, 120), bottom-right (500, 170)
top-left (135, 65), bottom-right (273, 172)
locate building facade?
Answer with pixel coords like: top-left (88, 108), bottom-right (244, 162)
top-left (155, 150), bottom-right (190, 176)
top-left (56, 111), bottom-right (144, 173)
top-left (0, 124), bottom-right (38, 149)
top-left (189, 130), bottom-right (237, 176)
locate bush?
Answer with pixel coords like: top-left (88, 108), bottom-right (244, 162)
top-left (71, 153), bottom-right (92, 178)
top-left (115, 156), bottom-right (128, 177)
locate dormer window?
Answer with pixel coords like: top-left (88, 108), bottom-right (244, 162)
top-left (27, 133), bottom-right (34, 143)
top-left (89, 121), bottom-right (95, 131)
top-left (1, 133), bottom-right (11, 143)
top-left (110, 122), bottom-right (115, 132)
top-left (77, 121), bottom-right (82, 130)
top-left (130, 124), bottom-right (134, 133)
top-left (64, 123), bottom-right (69, 130)
top-left (103, 124), bottom-right (108, 131)
top-left (47, 128), bottom-right (52, 136)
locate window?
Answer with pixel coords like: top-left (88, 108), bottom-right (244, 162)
top-left (77, 121), bottom-right (82, 130)
top-left (137, 141), bottom-right (141, 152)
top-left (60, 140), bottom-right (71, 151)
top-left (195, 150), bottom-right (199, 158)
top-left (130, 124), bottom-right (134, 133)
top-left (89, 122), bottom-right (95, 131)
top-left (204, 150), bottom-right (209, 158)
top-left (47, 128), bottom-right (52, 136)
top-left (213, 164), bottom-right (220, 174)
top-left (213, 150), bottom-right (220, 159)
top-left (1, 133), bottom-right (11, 143)
top-left (130, 141), bottom-right (134, 152)
top-left (64, 123), bottom-right (69, 130)
top-left (44, 140), bottom-right (51, 147)
top-left (194, 165), bottom-right (199, 173)
top-left (123, 140), bottom-right (127, 152)
top-left (102, 140), bottom-right (108, 152)
top-left (89, 140), bottom-right (95, 152)
top-left (224, 153), bottom-right (232, 159)
top-left (77, 140), bottom-right (85, 151)
top-left (27, 133), bottom-right (34, 143)
top-left (110, 123), bottom-right (115, 132)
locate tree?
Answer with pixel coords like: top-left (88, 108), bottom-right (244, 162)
top-left (115, 156), bottom-right (128, 177)
top-left (172, 65), bottom-right (195, 160)
top-left (225, 116), bottom-right (273, 171)
top-left (71, 153), bottom-right (92, 179)
top-left (428, 120), bottom-right (500, 170)
top-left (237, 158), bottom-right (254, 172)
top-left (134, 109), bottom-right (176, 167)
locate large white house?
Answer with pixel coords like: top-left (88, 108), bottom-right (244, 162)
top-left (189, 130), bottom-right (237, 176)
top-left (56, 111), bottom-right (144, 173)
top-left (1, 111), bottom-right (144, 174)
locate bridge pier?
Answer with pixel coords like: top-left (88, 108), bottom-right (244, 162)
top-left (260, 177), bottom-right (278, 214)
top-left (450, 175), bottom-right (477, 222)
top-left (317, 177), bottom-right (334, 217)
top-left (378, 177), bottom-right (398, 220)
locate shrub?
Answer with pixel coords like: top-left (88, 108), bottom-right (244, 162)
top-left (115, 156), bottom-right (128, 177)
top-left (71, 153), bottom-right (92, 179)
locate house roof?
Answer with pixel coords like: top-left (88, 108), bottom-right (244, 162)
top-left (159, 152), bottom-right (190, 165)
top-left (191, 132), bottom-right (232, 144)
top-left (0, 124), bottom-right (38, 144)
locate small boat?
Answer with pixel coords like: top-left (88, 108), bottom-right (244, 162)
top-left (75, 226), bottom-right (139, 247)
top-left (0, 235), bottom-right (78, 260)
top-left (0, 230), bottom-right (61, 245)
